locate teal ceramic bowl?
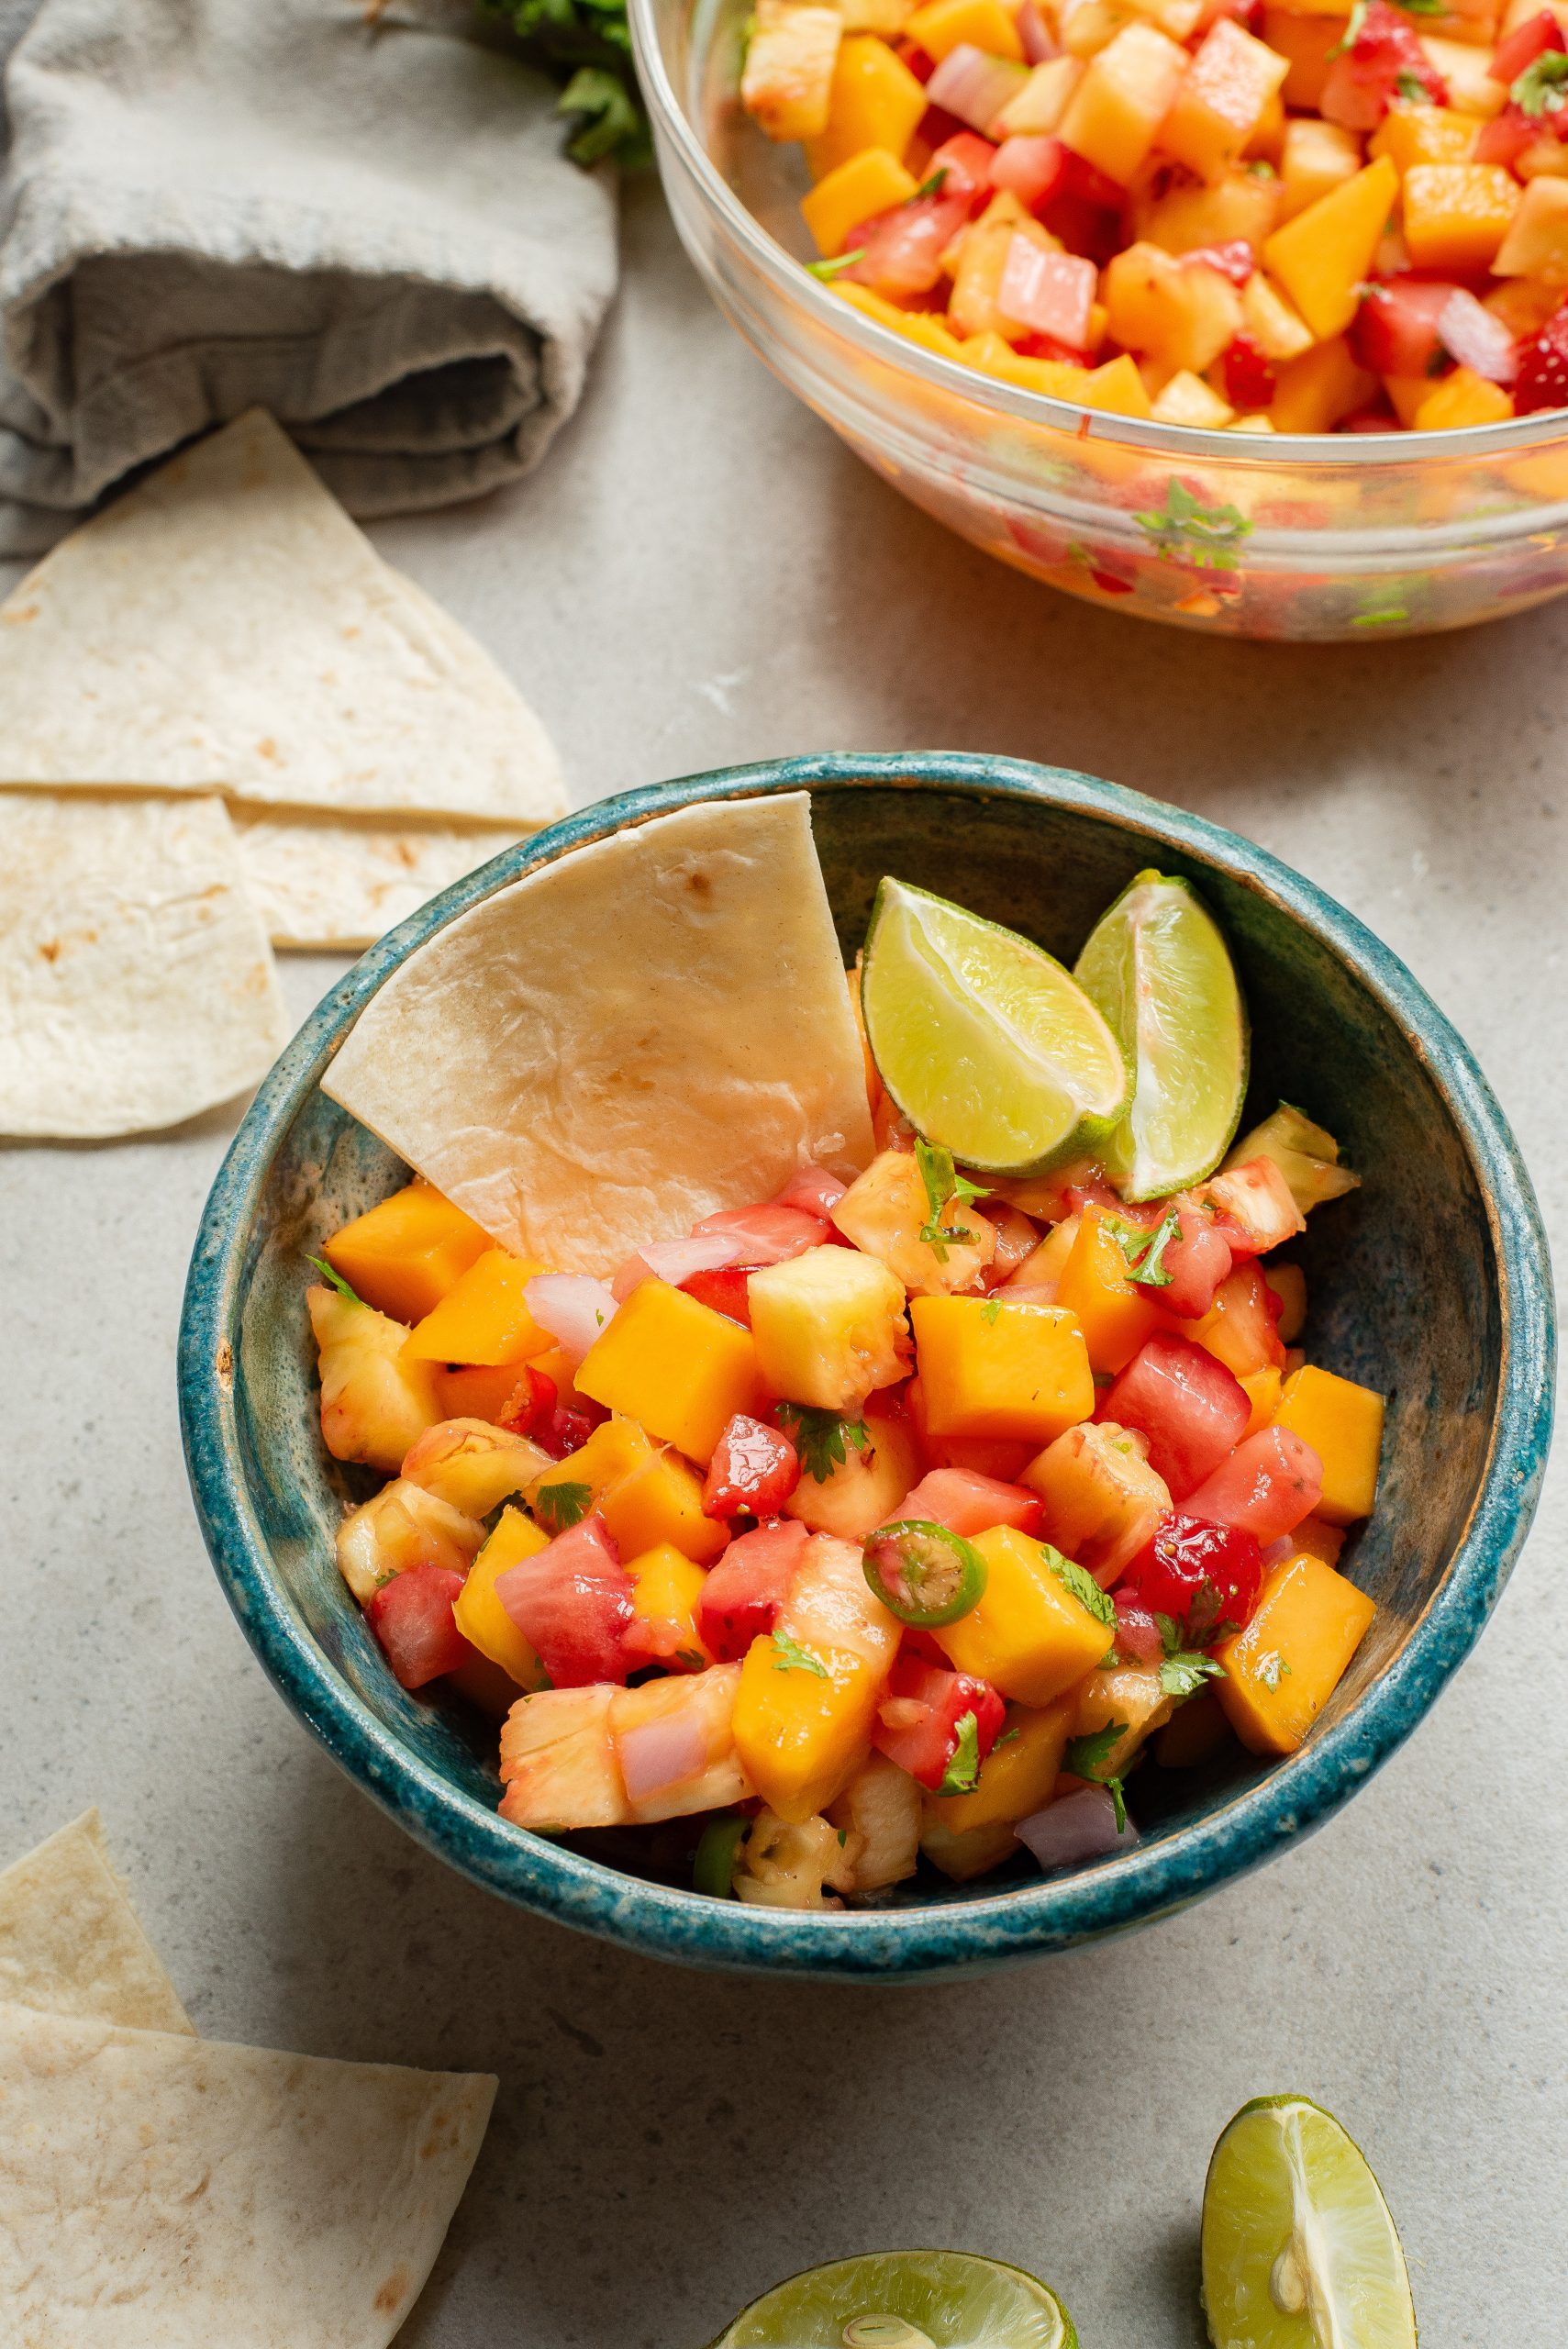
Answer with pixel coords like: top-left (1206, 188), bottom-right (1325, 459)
top-left (179, 755), bottom-right (1554, 1982)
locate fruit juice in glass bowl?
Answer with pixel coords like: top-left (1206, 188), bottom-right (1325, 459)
top-left (630, 0), bottom-right (1568, 637)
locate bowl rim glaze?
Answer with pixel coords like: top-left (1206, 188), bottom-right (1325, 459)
top-left (629, 0), bottom-right (1568, 472)
top-left (180, 753), bottom-right (1555, 1981)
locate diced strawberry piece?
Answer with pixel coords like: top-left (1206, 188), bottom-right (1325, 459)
top-left (1475, 104), bottom-right (1540, 168)
top-left (697, 1519), bottom-right (810, 1661)
top-left (1097, 1332), bottom-right (1251, 1499)
top-left (366, 1565), bottom-right (474, 1690)
top-left (1513, 303), bottom-right (1568, 414)
top-left (679, 1263), bottom-right (753, 1324)
top-left (1222, 332), bottom-right (1277, 412)
top-left (694, 1203), bottom-right (832, 1264)
top-left (497, 1363), bottom-right (558, 1442)
top-left (887, 1466), bottom-right (1044, 1539)
top-left (845, 189), bottom-right (973, 295)
top-left (899, 39), bottom-right (940, 82)
top-left (1184, 1427), bottom-right (1324, 1542)
top-left (1118, 1512), bottom-right (1265, 1642)
top-left (1352, 277), bottom-right (1456, 378)
top-left (494, 1514), bottom-right (636, 1687)
top-left (1320, 0), bottom-right (1446, 129)
top-left (927, 129), bottom-right (1000, 207)
top-left (703, 1413), bottom-right (802, 1520)
top-left (534, 1397), bottom-right (609, 1461)
top-left (1489, 6), bottom-right (1566, 84)
top-left (873, 1653), bottom-right (1006, 1790)
top-left (1013, 328), bottom-right (1095, 362)
top-left (989, 133), bottom-right (1069, 212)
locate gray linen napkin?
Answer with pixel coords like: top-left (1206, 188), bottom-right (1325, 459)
top-left (0, 0), bottom-right (618, 553)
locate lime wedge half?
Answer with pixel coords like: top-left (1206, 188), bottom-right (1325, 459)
top-left (709, 2251), bottom-right (1078, 2349)
top-left (1073, 870), bottom-right (1247, 1200)
top-left (1202, 2096), bottom-right (1418, 2349)
top-left (861, 879), bottom-right (1129, 1175)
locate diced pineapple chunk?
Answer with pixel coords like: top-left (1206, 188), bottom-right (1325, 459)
top-left (1059, 23), bottom-right (1191, 186)
top-left (831, 1147), bottom-right (997, 1297)
top-left (785, 1402), bottom-right (921, 1537)
top-left (734, 1808), bottom-right (859, 1907)
top-left (1102, 239), bottom-right (1244, 372)
top-left (935, 1524), bottom-right (1111, 1704)
top-left (610, 1665), bottom-right (752, 1824)
top-left (1069, 1660), bottom-right (1174, 1776)
top-left (400, 1418), bottom-right (550, 1519)
top-left (742, 0), bottom-right (843, 141)
top-left (1157, 19), bottom-right (1287, 184)
top-left (1240, 270), bottom-right (1314, 362)
top-left (749, 1244), bottom-right (908, 1413)
top-left (336, 1477), bottom-right (484, 1607)
top-left (828, 1751), bottom-right (922, 1891)
top-left (994, 56), bottom-right (1085, 135)
top-left (920, 1814), bottom-right (1024, 1880)
top-left (1021, 1419), bottom-right (1171, 1583)
top-left (904, 0), bottom-right (1024, 58)
top-left (1136, 165), bottom-right (1280, 258)
top-left (1152, 370), bottom-right (1235, 427)
top-left (1277, 117), bottom-right (1362, 225)
top-left (1493, 174), bottom-right (1568, 281)
top-left (576, 1281), bottom-right (762, 1464)
top-left (308, 1285), bottom-right (442, 1474)
top-left (498, 1685), bottom-right (628, 1831)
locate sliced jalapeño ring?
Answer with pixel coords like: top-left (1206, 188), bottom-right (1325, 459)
top-left (863, 1520), bottom-right (986, 1628)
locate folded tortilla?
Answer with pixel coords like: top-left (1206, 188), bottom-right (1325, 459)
top-left (0, 2000), bottom-right (496, 2348)
top-left (0, 791), bottom-right (290, 1138)
top-left (0, 1811), bottom-right (191, 2035)
top-left (322, 792), bottom-right (876, 1275)
top-left (234, 808), bottom-right (526, 950)
top-left (0, 408), bottom-right (565, 825)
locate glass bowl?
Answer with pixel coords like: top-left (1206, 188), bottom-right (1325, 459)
top-left (630, 0), bottom-right (1568, 640)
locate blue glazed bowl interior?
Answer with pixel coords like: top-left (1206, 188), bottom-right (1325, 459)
top-left (181, 756), bottom-right (1553, 1980)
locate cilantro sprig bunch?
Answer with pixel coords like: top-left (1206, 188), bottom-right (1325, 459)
top-left (774, 1403), bottom-right (870, 1484)
top-left (915, 1140), bottom-right (989, 1263)
top-left (480, 0), bottom-right (650, 167)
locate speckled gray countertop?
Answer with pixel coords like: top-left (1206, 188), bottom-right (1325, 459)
top-left (2, 179), bottom-right (1563, 2349)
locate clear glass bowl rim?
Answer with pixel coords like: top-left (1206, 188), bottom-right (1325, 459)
top-left (629, 0), bottom-right (1568, 473)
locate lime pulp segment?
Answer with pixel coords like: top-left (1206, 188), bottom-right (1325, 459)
top-left (1201, 2096), bottom-right (1418, 2349)
top-left (861, 879), bottom-right (1130, 1176)
top-left (1073, 869), bottom-right (1248, 1201)
top-left (709, 2250), bottom-right (1078, 2349)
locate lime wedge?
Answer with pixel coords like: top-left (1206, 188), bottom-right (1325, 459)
top-left (1073, 870), bottom-right (1247, 1200)
top-left (861, 879), bottom-right (1130, 1175)
top-left (1202, 2097), bottom-right (1418, 2349)
top-left (709, 2251), bottom-right (1078, 2349)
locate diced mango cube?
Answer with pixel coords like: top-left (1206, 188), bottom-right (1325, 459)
top-left (626, 1542), bottom-right (716, 1670)
top-left (742, 0), bottom-right (843, 141)
top-left (732, 1535), bottom-right (899, 1819)
top-left (1263, 155), bottom-right (1398, 339)
top-left (1269, 334), bottom-right (1376, 431)
top-left (1054, 1208), bottom-right (1167, 1374)
top-left (322, 1179), bottom-right (491, 1325)
top-left (1492, 173), bottom-right (1568, 280)
top-left (1078, 351), bottom-right (1158, 416)
top-left (1369, 103), bottom-right (1475, 176)
top-left (905, 0), bottom-right (1025, 54)
top-left (1021, 1418), bottom-right (1171, 1583)
top-left (1158, 18), bottom-right (1287, 184)
top-left (1262, 7), bottom-right (1342, 108)
top-left (1271, 1364), bottom-right (1385, 1523)
top-left (454, 1507), bottom-right (551, 1688)
top-left (1240, 1364), bottom-right (1284, 1439)
top-left (913, 1295), bottom-right (1095, 1444)
top-left (1059, 22), bottom-right (1191, 185)
top-left (935, 1524), bottom-right (1112, 1704)
top-left (576, 1282), bottom-right (761, 1464)
top-left (1403, 163), bottom-right (1518, 273)
top-left (806, 34), bottom-right (929, 178)
top-left (402, 1247), bottom-right (550, 1368)
top-left (1103, 239), bottom-right (1244, 372)
top-left (802, 146), bottom-right (919, 254)
top-left (1292, 1513), bottom-right (1347, 1569)
top-left (924, 1695), bottom-right (1076, 1833)
top-left (1214, 1550), bottom-right (1375, 1754)
top-left (749, 1244), bottom-right (908, 1413)
top-left (431, 1361), bottom-right (532, 1423)
top-left (1262, 1261), bottom-right (1307, 1341)
top-left (1139, 165), bottom-right (1281, 258)
top-left (1413, 366), bottom-right (1515, 429)
top-left (834, 282), bottom-right (969, 358)
top-left (1277, 116), bottom-right (1363, 225)
top-left (530, 1413), bottom-right (727, 1560)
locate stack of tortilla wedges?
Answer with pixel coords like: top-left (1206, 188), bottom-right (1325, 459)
top-left (0, 1810), bottom-right (495, 2346)
top-left (0, 409), bottom-right (566, 1141)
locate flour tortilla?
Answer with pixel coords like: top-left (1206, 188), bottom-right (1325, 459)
top-left (0, 409), bottom-right (565, 824)
top-left (0, 2000), bottom-right (496, 2349)
top-left (234, 809), bottom-right (526, 949)
top-left (0, 1812), bottom-right (191, 2036)
top-left (0, 791), bottom-right (289, 1138)
top-left (322, 793), bottom-right (876, 1275)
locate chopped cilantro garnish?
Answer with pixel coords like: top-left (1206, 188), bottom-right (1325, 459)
top-left (939, 1710), bottom-right (984, 1796)
top-left (981, 1297), bottom-right (1003, 1324)
top-left (1514, 48), bottom-right (1568, 114)
top-left (771, 1630), bottom-right (828, 1677)
top-left (1064, 1720), bottom-right (1127, 1781)
top-left (306, 1254), bottom-right (365, 1307)
top-left (915, 1139), bottom-right (989, 1261)
top-left (1045, 1546), bottom-right (1117, 1630)
top-left (674, 1648), bottom-right (707, 1672)
top-left (1329, 0), bottom-right (1367, 57)
top-left (1100, 1644), bottom-right (1122, 1670)
top-left (1160, 1650), bottom-right (1226, 1699)
top-left (534, 1480), bottom-right (593, 1534)
top-left (1257, 1650), bottom-right (1294, 1694)
top-left (993, 1727), bottom-right (1019, 1749)
top-left (1107, 1777), bottom-right (1128, 1833)
top-left (1134, 479), bottom-right (1252, 573)
top-left (915, 166), bottom-right (949, 197)
top-left (774, 1403), bottom-right (870, 1483)
top-left (838, 1826), bottom-right (850, 1845)
top-left (806, 248), bottom-right (868, 280)
top-left (1393, 68), bottom-right (1433, 100)
top-left (1106, 1208), bottom-right (1181, 1288)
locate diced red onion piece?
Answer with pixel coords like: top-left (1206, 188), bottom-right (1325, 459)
top-left (1017, 1786), bottom-right (1139, 1872)
top-left (774, 1163), bottom-right (851, 1214)
top-left (1017, 0), bottom-right (1058, 61)
top-left (611, 1230), bottom-right (746, 1300)
top-left (997, 233), bottom-right (1095, 346)
top-left (524, 1273), bottom-right (619, 1365)
top-left (617, 1710), bottom-right (710, 1804)
top-left (926, 41), bottom-right (1029, 134)
top-left (1438, 288), bottom-right (1518, 384)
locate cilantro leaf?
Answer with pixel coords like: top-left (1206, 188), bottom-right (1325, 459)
top-left (1514, 48), bottom-right (1568, 114)
top-left (806, 248), bottom-right (868, 281)
top-left (774, 1403), bottom-right (869, 1483)
top-left (1106, 1208), bottom-right (1181, 1288)
top-left (1064, 1720), bottom-right (1128, 1781)
top-left (306, 1254), bottom-right (365, 1308)
top-left (1257, 1650), bottom-right (1294, 1694)
top-left (534, 1480), bottom-right (593, 1534)
top-left (1329, 0), bottom-right (1367, 56)
top-left (1160, 1650), bottom-right (1226, 1699)
top-left (1393, 67), bottom-right (1433, 100)
top-left (1044, 1546), bottom-right (1116, 1630)
top-left (771, 1630), bottom-right (828, 1677)
top-left (915, 167), bottom-right (950, 197)
top-left (992, 1726), bottom-right (1019, 1749)
top-left (1154, 1611), bottom-right (1185, 1656)
top-left (939, 1710), bottom-right (984, 1796)
top-left (981, 1297), bottom-right (1003, 1325)
top-left (480, 0), bottom-right (651, 168)
top-left (915, 1139), bottom-right (989, 1261)
top-left (1133, 478), bottom-right (1251, 573)
top-left (1106, 1776), bottom-right (1128, 1834)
